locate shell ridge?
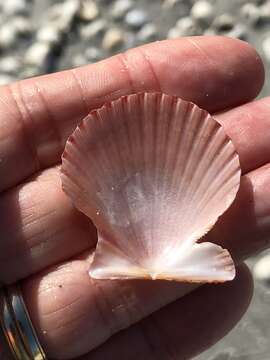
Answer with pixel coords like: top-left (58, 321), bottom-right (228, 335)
top-left (113, 98), bottom-right (150, 261)
top-left (170, 105), bottom-right (204, 248)
top-left (197, 166), bottom-right (240, 218)
top-left (180, 119), bottom-right (220, 209)
top-left (141, 93), bottom-right (152, 257)
top-left (179, 114), bottom-right (214, 204)
top-left (158, 94), bottom-right (176, 254)
top-left (152, 93), bottom-right (162, 257)
top-left (167, 100), bottom-right (191, 242)
top-left (63, 142), bottom-right (93, 185)
top-left (173, 108), bottom-right (207, 238)
top-left (186, 128), bottom-right (233, 208)
top-left (123, 98), bottom-right (142, 256)
top-left (87, 111), bottom-right (114, 195)
top-left (133, 93), bottom-right (149, 257)
top-left (162, 97), bottom-right (187, 250)
top-left (195, 154), bottom-right (240, 213)
top-left (190, 150), bottom-right (239, 217)
top-left (172, 102), bottom-right (193, 193)
top-left (108, 100), bottom-right (140, 259)
top-left (88, 112), bottom-right (119, 213)
top-left (170, 100), bottom-right (190, 192)
top-left (172, 103), bottom-right (199, 206)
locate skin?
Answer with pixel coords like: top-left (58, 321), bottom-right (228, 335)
top-left (0, 36), bottom-right (269, 359)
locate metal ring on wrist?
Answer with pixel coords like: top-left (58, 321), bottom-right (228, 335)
top-left (0, 284), bottom-right (47, 360)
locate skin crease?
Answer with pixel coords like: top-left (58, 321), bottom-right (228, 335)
top-left (0, 36), bottom-right (269, 359)
top-left (84, 264), bottom-right (253, 360)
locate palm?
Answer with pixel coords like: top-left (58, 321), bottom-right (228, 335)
top-left (0, 36), bottom-right (268, 360)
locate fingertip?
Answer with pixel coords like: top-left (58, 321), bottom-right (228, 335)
top-left (188, 36), bottom-right (265, 106)
top-left (227, 37), bottom-right (265, 100)
top-left (137, 36), bottom-right (265, 111)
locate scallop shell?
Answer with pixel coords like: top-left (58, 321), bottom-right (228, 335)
top-left (61, 92), bottom-right (241, 283)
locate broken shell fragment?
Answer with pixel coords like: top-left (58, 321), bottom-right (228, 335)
top-left (61, 92), bottom-right (241, 283)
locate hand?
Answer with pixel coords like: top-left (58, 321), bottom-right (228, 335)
top-left (0, 36), bottom-right (268, 360)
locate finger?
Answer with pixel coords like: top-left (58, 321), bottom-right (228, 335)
top-left (2, 94), bottom-right (270, 283)
top-left (86, 264), bottom-right (252, 360)
top-left (0, 36), bottom-right (264, 191)
top-left (22, 253), bottom-right (196, 359)
top-left (0, 168), bottom-right (97, 284)
top-left (207, 163), bottom-right (270, 263)
top-left (0, 161), bottom-right (268, 284)
top-left (215, 96), bottom-right (270, 173)
top-left (2, 163), bottom-right (268, 358)
top-left (21, 261), bottom-right (252, 359)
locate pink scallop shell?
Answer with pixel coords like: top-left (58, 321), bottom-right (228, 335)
top-left (61, 92), bottom-right (241, 283)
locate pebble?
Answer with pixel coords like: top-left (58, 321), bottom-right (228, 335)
top-left (36, 25), bottom-right (61, 45)
top-left (0, 24), bottom-right (17, 49)
top-left (190, 0), bottom-right (214, 27)
top-left (173, 16), bottom-right (201, 37)
top-left (80, 19), bottom-right (106, 40)
top-left (111, 0), bottom-right (133, 20)
top-left (125, 9), bottom-right (147, 29)
top-left (78, 0), bottom-right (99, 22)
top-left (262, 34), bottom-right (270, 62)
top-left (259, 3), bottom-right (270, 23)
top-left (1, 0), bottom-right (28, 16)
top-left (226, 23), bottom-right (248, 40)
top-left (85, 46), bottom-right (103, 62)
top-left (137, 23), bottom-right (158, 43)
top-left (0, 74), bottom-right (15, 86)
top-left (48, 0), bottom-right (79, 33)
top-left (212, 13), bottom-right (235, 32)
top-left (102, 28), bottom-right (125, 51)
top-left (24, 42), bottom-right (51, 67)
top-left (240, 3), bottom-right (261, 26)
top-left (253, 253), bottom-right (270, 286)
top-left (0, 56), bottom-right (21, 74)
top-left (72, 54), bottom-right (88, 67)
top-left (12, 16), bottom-right (32, 35)
top-left (167, 27), bottom-right (180, 39)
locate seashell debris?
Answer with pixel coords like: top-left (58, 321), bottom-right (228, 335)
top-left (0, 56), bottom-right (21, 74)
top-left (78, 0), bottom-right (99, 22)
top-left (262, 34), bottom-right (270, 62)
top-left (137, 23), bottom-right (158, 43)
top-left (212, 13), bottom-right (235, 32)
top-left (125, 9), bottom-right (148, 29)
top-left (80, 19), bottom-right (107, 40)
top-left (190, 0), bottom-right (214, 27)
top-left (24, 42), bottom-right (51, 67)
top-left (61, 92), bottom-right (241, 283)
top-left (168, 16), bottom-right (201, 39)
top-left (110, 0), bottom-right (134, 20)
top-left (253, 253), bottom-right (270, 286)
top-left (102, 28), bottom-right (125, 51)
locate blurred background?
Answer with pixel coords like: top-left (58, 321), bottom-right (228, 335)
top-left (0, 0), bottom-right (269, 359)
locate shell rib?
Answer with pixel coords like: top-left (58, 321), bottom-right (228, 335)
top-left (61, 92), bottom-right (241, 283)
